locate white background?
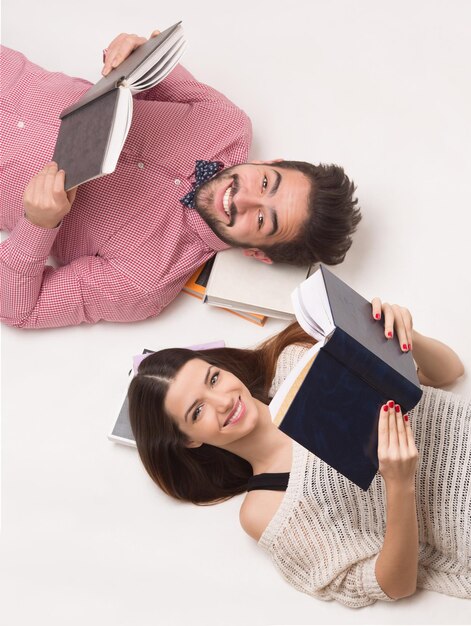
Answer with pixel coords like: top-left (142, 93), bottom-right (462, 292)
top-left (1, 1), bottom-right (471, 624)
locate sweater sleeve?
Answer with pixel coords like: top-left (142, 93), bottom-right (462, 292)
top-left (316, 555), bottom-right (395, 607)
top-left (266, 534), bottom-right (394, 609)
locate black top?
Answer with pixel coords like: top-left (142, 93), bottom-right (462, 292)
top-left (246, 472), bottom-right (290, 492)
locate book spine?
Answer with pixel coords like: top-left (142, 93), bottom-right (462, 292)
top-left (324, 328), bottom-right (423, 412)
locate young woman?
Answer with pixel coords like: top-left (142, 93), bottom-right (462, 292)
top-left (128, 299), bottom-right (469, 608)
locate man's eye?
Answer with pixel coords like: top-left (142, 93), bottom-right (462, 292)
top-left (258, 212), bottom-right (264, 230)
top-left (262, 175), bottom-right (268, 191)
top-left (192, 406), bottom-right (202, 422)
top-left (210, 372), bottom-right (219, 386)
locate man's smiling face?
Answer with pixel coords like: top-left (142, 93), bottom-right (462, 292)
top-left (194, 162), bottom-right (311, 262)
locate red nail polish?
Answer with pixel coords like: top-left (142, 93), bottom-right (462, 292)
top-left (375, 313), bottom-right (380, 319)
top-left (395, 404), bottom-right (400, 412)
top-left (408, 344), bottom-right (412, 350)
top-left (388, 400), bottom-right (394, 408)
top-left (387, 331), bottom-right (393, 338)
top-left (404, 414), bottom-right (409, 422)
top-left (383, 405), bottom-right (388, 412)
top-left (402, 344), bottom-right (408, 350)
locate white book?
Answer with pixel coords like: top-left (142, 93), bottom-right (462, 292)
top-left (203, 249), bottom-right (313, 320)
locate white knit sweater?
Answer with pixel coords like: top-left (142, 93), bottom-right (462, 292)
top-left (260, 345), bottom-right (471, 608)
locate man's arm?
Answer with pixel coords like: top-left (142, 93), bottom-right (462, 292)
top-left (0, 164), bottom-right (170, 328)
top-left (0, 220), bottom-right (170, 328)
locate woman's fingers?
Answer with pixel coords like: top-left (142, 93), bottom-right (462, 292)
top-left (377, 400), bottom-right (418, 485)
top-left (378, 402), bottom-right (390, 451)
top-left (382, 302), bottom-right (395, 340)
top-left (371, 297), bottom-right (414, 351)
top-left (371, 297), bottom-right (382, 321)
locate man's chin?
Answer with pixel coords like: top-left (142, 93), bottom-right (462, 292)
top-left (194, 205), bottom-right (240, 248)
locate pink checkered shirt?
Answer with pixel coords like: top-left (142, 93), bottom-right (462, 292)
top-left (0, 46), bottom-right (252, 328)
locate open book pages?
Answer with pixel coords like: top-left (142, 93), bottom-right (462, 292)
top-left (128, 36), bottom-right (187, 92)
top-left (292, 269), bottom-right (334, 341)
top-left (268, 340), bottom-right (324, 423)
top-left (61, 22), bottom-right (186, 117)
top-left (102, 86), bottom-right (133, 174)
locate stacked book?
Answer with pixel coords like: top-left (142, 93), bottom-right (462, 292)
top-left (182, 249), bottom-right (312, 326)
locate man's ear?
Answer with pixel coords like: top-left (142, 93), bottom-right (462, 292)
top-left (242, 248), bottom-right (273, 265)
top-left (185, 439), bottom-right (203, 449)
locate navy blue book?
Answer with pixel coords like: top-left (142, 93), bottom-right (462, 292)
top-left (271, 265), bottom-right (423, 491)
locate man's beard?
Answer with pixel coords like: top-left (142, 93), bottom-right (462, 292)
top-left (193, 167), bottom-right (241, 247)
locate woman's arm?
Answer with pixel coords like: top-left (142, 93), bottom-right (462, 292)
top-left (411, 330), bottom-right (464, 387)
top-left (371, 299), bottom-right (465, 387)
top-left (374, 402), bottom-right (419, 599)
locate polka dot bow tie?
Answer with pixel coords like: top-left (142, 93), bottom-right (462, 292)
top-left (179, 160), bottom-right (224, 209)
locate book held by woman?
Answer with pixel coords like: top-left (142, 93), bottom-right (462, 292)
top-left (270, 265), bottom-right (423, 490)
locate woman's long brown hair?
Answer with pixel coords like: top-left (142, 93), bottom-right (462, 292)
top-left (128, 322), bottom-right (314, 505)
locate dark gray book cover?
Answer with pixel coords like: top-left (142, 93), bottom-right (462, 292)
top-left (53, 89), bottom-right (120, 190)
top-left (52, 22), bottom-right (184, 190)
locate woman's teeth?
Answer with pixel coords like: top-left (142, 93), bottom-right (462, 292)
top-left (225, 399), bottom-right (242, 426)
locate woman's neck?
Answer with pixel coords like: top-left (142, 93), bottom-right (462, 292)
top-left (224, 399), bottom-right (293, 474)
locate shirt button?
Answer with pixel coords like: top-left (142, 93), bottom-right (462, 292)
top-left (174, 179), bottom-right (181, 185)
top-left (17, 121), bottom-right (25, 128)
top-left (137, 162), bottom-right (145, 169)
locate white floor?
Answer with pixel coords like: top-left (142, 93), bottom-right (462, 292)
top-left (1, 1), bottom-right (470, 624)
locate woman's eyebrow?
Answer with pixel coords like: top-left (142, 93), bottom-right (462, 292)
top-left (184, 365), bottom-right (212, 422)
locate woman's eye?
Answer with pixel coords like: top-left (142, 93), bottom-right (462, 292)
top-left (192, 406), bottom-right (202, 422)
top-left (210, 372), bottom-right (219, 386)
top-left (262, 175), bottom-right (268, 191)
top-left (258, 212), bottom-right (264, 229)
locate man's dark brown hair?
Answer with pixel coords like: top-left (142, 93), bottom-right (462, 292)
top-left (259, 161), bottom-right (361, 266)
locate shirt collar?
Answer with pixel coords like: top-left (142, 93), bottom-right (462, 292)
top-left (184, 205), bottom-right (230, 252)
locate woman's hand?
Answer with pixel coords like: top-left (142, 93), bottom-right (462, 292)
top-left (371, 297), bottom-right (413, 352)
top-left (375, 401), bottom-right (419, 599)
top-left (102, 30), bottom-right (161, 76)
top-left (377, 402), bottom-right (418, 489)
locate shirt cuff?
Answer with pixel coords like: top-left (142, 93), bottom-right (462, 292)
top-left (10, 216), bottom-right (60, 259)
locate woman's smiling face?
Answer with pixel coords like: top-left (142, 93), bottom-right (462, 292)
top-left (164, 358), bottom-right (261, 449)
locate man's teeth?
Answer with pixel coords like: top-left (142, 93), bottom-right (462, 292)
top-left (222, 184), bottom-right (232, 216)
top-left (225, 400), bottom-right (242, 426)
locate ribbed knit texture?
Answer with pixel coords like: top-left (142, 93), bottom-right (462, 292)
top-left (261, 345), bottom-right (471, 608)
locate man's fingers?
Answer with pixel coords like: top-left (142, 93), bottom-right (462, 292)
top-left (102, 34), bottom-right (147, 75)
top-left (67, 185), bottom-right (78, 204)
top-left (53, 168), bottom-right (67, 195)
top-left (150, 29), bottom-right (161, 38)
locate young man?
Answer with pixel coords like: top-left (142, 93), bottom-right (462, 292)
top-left (0, 33), bottom-right (360, 329)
